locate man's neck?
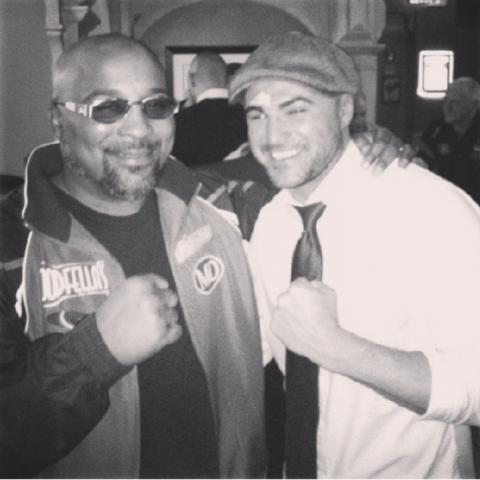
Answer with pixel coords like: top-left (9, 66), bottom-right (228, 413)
top-left (288, 135), bottom-right (350, 204)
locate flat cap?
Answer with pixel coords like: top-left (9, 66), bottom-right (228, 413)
top-left (229, 31), bottom-right (359, 104)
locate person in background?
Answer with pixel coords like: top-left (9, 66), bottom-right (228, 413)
top-left (418, 76), bottom-right (480, 203)
top-left (231, 31), bottom-right (480, 478)
top-left (172, 51), bottom-right (248, 167)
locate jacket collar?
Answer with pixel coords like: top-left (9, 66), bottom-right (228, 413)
top-left (23, 142), bottom-right (72, 242)
top-left (23, 141), bottom-right (200, 242)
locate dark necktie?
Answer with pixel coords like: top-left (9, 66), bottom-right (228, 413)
top-left (285, 202), bottom-right (326, 479)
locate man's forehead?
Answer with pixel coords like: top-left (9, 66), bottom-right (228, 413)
top-left (246, 90), bottom-right (273, 107)
top-left (447, 83), bottom-right (469, 98)
top-left (245, 79), bottom-right (316, 106)
top-left (73, 53), bottom-right (165, 94)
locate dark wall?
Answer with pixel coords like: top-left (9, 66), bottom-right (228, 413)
top-left (377, 0), bottom-right (480, 142)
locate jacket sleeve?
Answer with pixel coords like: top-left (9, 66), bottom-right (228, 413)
top-left (195, 167), bottom-right (275, 240)
top-left (228, 180), bottom-right (275, 241)
top-left (0, 264), bottom-right (129, 477)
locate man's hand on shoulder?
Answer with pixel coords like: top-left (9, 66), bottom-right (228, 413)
top-left (353, 125), bottom-right (427, 175)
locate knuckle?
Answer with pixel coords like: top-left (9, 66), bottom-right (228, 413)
top-left (130, 275), bottom-right (150, 293)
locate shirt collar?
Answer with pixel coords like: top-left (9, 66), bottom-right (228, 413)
top-left (196, 88), bottom-right (229, 103)
top-left (276, 140), bottom-right (364, 208)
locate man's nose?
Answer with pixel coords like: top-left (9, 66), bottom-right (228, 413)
top-left (266, 114), bottom-right (288, 145)
top-left (117, 104), bottom-right (153, 138)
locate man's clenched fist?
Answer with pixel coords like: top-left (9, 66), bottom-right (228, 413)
top-left (272, 278), bottom-right (342, 366)
top-left (96, 274), bottom-right (182, 366)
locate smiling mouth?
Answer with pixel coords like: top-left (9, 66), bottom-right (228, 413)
top-left (270, 148), bottom-right (302, 161)
top-left (106, 147), bottom-right (158, 166)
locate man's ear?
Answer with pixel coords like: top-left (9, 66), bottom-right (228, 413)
top-left (50, 106), bottom-right (63, 140)
top-left (338, 93), bottom-right (354, 129)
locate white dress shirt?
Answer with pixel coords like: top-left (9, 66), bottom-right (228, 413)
top-left (249, 140), bottom-right (480, 478)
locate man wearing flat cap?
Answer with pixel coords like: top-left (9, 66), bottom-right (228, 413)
top-left (231, 31), bottom-right (480, 478)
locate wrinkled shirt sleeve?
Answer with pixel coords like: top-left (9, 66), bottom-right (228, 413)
top-left (418, 190), bottom-right (480, 425)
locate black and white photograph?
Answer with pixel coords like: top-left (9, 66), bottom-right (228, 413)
top-left (1, 0), bottom-right (480, 478)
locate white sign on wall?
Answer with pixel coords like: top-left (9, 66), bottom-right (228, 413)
top-left (417, 50), bottom-right (454, 99)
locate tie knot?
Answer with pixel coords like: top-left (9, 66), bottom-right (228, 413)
top-left (295, 202), bottom-right (326, 232)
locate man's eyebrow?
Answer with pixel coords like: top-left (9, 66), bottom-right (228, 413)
top-left (245, 96), bottom-right (314, 113)
top-left (82, 87), bottom-right (168, 103)
top-left (245, 105), bottom-right (264, 114)
top-left (82, 90), bottom-right (123, 103)
top-left (278, 96), bottom-right (314, 109)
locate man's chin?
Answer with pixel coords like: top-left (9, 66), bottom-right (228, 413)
top-left (266, 170), bottom-right (304, 190)
top-left (102, 156), bottom-right (167, 198)
top-left (101, 169), bottom-right (159, 201)
top-left (103, 181), bottom-right (154, 201)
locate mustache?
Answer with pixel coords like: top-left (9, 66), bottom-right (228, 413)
top-left (104, 140), bottom-right (163, 155)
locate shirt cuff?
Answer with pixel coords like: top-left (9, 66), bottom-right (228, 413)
top-left (421, 347), bottom-right (480, 424)
top-left (68, 313), bottom-right (131, 388)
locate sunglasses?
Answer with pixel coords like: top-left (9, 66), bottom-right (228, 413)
top-left (53, 94), bottom-right (177, 124)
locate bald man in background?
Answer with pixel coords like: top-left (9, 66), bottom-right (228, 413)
top-left (172, 51), bottom-right (248, 167)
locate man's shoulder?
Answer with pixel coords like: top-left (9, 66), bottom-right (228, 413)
top-left (0, 184), bottom-right (29, 263)
top-left (370, 162), bottom-right (480, 223)
top-left (422, 118), bottom-right (450, 139)
top-left (194, 166), bottom-right (268, 202)
top-left (176, 99), bottom-right (241, 121)
top-left (471, 111), bottom-right (480, 133)
top-left (193, 166), bottom-right (274, 239)
top-left (205, 153), bottom-right (272, 186)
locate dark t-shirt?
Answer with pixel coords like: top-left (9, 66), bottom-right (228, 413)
top-left (54, 187), bottom-right (219, 478)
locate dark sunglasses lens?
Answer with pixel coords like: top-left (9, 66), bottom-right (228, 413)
top-left (143, 96), bottom-right (177, 119)
top-left (92, 99), bottom-right (129, 123)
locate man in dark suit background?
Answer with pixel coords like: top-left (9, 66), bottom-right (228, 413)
top-left (172, 52), bottom-right (247, 167)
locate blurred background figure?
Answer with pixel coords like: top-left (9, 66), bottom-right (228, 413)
top-left (171, 52), bottom-right (247, 167)
top-left (418, 76), bottom-right (480, 203)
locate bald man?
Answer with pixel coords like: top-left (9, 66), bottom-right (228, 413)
top-left (0, 34), bottom-right (268, 478)
top-left (172, 51), bottom-right (248, 166)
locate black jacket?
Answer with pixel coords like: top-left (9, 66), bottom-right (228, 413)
top-left (172, 98), bottom-right (247, 167)
top-left (0, 142), bottom-right (271, 478)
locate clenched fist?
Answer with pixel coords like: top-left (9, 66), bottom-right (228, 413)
top-left (96, 274), bottom-right (182, 366)
top-left (272, 278), bottom-right (342, 366)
